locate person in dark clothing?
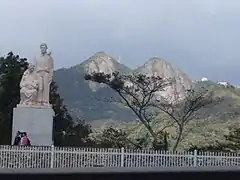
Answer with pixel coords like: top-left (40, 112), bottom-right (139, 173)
top-left (13, 131), bottom-right (21, 145)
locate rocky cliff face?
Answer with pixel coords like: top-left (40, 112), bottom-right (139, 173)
top-left (80, 51), bottom-right (131, 91)
top-left (81, 52), bottom-right (118, 91)
top-left (79, 53), bottom-right (192, 102)
top-left (84, 52), bottom-right (116, 75)
top-left (135, 57), bottom-right (192, 102)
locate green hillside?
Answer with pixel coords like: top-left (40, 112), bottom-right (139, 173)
top-left (53, 67), bottom-right (136, 123)
top-left (195, 81), bottom-right (240, 120)
top-left (53, 52), bottom-right (240, 135)
top-left (116, 81), bottom-right (240, 150)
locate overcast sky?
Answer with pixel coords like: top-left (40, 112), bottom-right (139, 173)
top-left (0, 0), bottom-right (240, 84)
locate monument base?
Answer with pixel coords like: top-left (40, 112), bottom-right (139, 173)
top-left (12, 106), bottom-right (55, 146)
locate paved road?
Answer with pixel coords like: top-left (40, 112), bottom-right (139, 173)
top-left (0, 166), bottom-right (240, 174)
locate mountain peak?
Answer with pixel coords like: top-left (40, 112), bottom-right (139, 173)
top-left (82, 52), bottom-right (115, 75)
top-left (75, 51), bottom-right (132, 91)
top-left (93, 51), bottom-right (109, 58)
top-left (137, 57), bottom-right (174, 78)
top-left (136, 57), bottom-right (192, 102)
top-left (147, 57), bottom-right (169, 63)
top-left (77, 51), bottom-right (131, 74)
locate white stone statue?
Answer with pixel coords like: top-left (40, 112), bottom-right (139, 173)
top-left (19, 64), bottom-right (40, 105)
top-left (35, 43), bottom-right (54, 106)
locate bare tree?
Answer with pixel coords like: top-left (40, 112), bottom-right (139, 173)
top-left (155, 87), bottom-right (223, 151)
top-left (85, 71), bottom-right (172, 149)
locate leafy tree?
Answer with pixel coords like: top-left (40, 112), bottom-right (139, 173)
top-left (89, 126), bottom-right (152, 149)
top-left (187, 144), bottom-right (228, 152)
top-left (50, 81), bottom-right (74, 146)
top-left (152, 131), bottom-right (169, 151)
top-left (223, 127), bottom-right (240, 151)
top-left (0, 52), bottom-right (28, 144)
top-left (56, 122), bottom-right (92, 147)
top-left (66, 123), bottom-right (92, 146)
top-left (187, 126), bottom-right (240, 153)
top-left (85, 72), bottom-right (171, 150)
top-left (91, 127), bottom-right (131, 148)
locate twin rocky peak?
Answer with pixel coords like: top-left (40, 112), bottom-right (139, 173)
top-left (79, 51), bottom-right (192, 101)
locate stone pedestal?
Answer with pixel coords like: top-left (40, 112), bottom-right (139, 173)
top-left (12, 106), bottom-right (55, 146)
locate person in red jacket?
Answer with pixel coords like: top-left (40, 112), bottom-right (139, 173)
top-left (21, 132), bottom-right (31, 146)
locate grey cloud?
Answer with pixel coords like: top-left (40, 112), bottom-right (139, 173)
top-left (0, 0), bottom-right (240, 84)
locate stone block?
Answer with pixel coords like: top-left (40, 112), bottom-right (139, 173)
top-left (12, 106), bottom-right (55, 146)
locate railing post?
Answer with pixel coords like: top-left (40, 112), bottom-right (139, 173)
top-left (50, 145), bottom-right (54, 168)
top-left (120, 147), bottom-right (124, 167)
top-left (193, 149), bottom-right (198, 167)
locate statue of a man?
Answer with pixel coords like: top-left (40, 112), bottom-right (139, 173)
top-left (19, 64), bottom-right (40, 105)
top-left (35, 43), bottom-right (54, 106)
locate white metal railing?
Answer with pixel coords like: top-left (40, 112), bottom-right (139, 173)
top-left (0, 145), bottom-right (239, 168)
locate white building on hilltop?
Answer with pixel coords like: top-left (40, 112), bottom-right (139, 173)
top-left (201, 77), bottom-right (208, 82)
top-left (217, 81), bottom-right (229, 86)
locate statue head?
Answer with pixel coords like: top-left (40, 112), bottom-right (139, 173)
top-left (40, 43), bottom-right (48, 55)
top-left (28, 63), bottom-right (35, 73)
